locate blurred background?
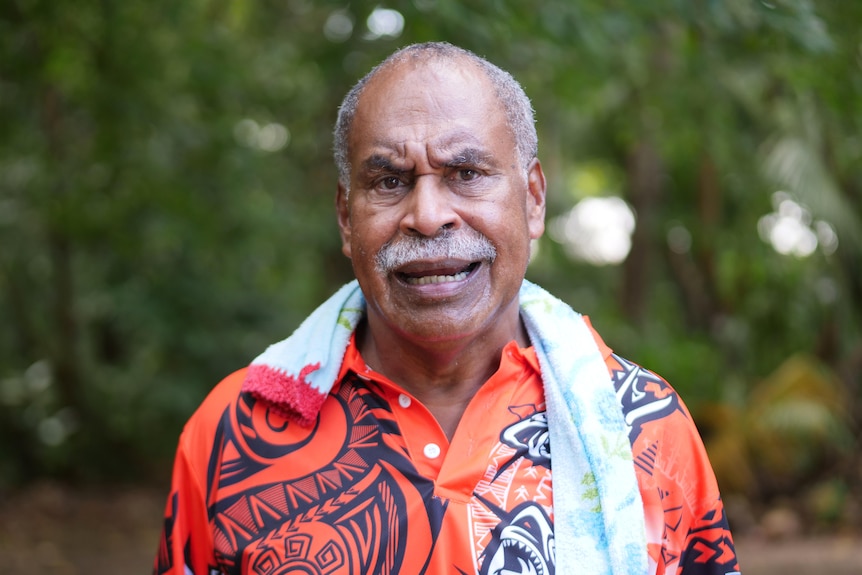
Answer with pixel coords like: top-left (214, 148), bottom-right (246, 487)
top-left (1, 0), bottom-right (860, 572)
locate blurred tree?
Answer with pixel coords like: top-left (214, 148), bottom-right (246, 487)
top-left (0, 0), bottom-right (859, 527)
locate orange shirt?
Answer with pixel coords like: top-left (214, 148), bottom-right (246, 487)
top-left (155, 330), bottom-right (739, 575)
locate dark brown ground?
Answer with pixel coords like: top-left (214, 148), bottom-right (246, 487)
top-left (1, 482), bottom-right (860, 574)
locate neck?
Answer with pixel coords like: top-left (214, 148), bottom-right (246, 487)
top-left (356, 311), bottom-right (529, 439)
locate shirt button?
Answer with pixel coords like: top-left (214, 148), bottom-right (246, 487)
top-left (423, 443), bottom-right (441, 459)
top-left (398, 394), bottom-right (412, 408)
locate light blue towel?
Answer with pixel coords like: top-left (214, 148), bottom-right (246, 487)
top-left (244, 279), bottom-right (647, 574)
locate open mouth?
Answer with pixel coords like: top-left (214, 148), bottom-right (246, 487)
top-left (398, 261), bottom-right (480, 286)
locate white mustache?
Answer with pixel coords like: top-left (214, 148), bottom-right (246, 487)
top-left (376, 229), bottom-right (497, 274)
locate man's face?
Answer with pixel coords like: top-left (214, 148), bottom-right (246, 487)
top-left (337, 58), bottom-right (546, 345)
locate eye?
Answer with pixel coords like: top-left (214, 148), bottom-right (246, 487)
top-left (456, 168), bottom-right (480, 181)
top-left (378, 176), bottom-right (403, 190)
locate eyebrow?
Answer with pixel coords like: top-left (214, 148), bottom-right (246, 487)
top-left (444, 147), bottom-right (495, 169)
top-left (360, 154), bottom-right (407, 174)
top-left (357, 145), bottom-right (497, 175)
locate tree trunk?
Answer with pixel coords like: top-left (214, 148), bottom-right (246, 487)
top-left (42, 85), bottom-right (83, 414)
top-left (621, 137), bottom-right (663, 323)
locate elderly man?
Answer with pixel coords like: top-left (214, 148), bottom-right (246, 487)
top-left (154, 42), bottom-right (740, 575)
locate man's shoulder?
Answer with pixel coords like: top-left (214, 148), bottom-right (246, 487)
top-left (603, 351), bottom-right (703, 450)
top-left (203, 367), bottom-right (249, 408)
top-left (606, 352), bottom-right (671, 389)
top-left (181, 368), bottom-right (249, 439)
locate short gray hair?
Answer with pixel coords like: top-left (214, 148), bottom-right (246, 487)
top-left (333, 42), bottom-right (538, 190)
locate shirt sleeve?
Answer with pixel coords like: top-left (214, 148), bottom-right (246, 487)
top-left (585, 318), bottom-right (740, 575)
top-left (153, 432), bottom-right (216, 575)
top-left (153, 370), bottom-right (247, 575)
top-left (617, 358), bottom-right (740, 575)
top-left (653, 395), bottom-right (740, 575)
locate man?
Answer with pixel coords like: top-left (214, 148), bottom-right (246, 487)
top-left (154, 42), bottom-right (741, 575)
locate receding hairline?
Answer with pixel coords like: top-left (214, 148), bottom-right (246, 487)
top-left (366, 42), bottom-right (488, 77)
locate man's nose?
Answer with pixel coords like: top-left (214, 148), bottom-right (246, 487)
top-left (399, 175), bottom-right (461, 237)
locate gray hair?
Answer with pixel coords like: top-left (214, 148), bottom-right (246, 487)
top-left (333, 42), bottom-right (538, 191)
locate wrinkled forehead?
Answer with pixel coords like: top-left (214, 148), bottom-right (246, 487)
top-left (359, 56), bottom-right (497, 117)
top-left (349, 57), bottom-right (510, 150)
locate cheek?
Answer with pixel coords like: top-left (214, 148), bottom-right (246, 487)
top-left (486, 205), bottom-right (532, 243)
top-left (352, 206), bottom-right (401, 250)
top-left (499, 216), bottom-right (535, 267)
top-left (348, 225), bottom-right (380, 267)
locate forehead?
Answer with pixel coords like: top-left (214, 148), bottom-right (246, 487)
top-left (349, 58), bottom-right (514, 162)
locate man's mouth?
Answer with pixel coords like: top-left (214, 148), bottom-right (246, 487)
top-left (398, 262), bottom-right (480, 286)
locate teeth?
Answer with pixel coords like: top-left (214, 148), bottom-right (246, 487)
top-left (405, 270), bottom-right (469, 285)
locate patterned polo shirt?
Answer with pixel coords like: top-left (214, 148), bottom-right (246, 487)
top-left (154, 325), bottom-right (739, 575)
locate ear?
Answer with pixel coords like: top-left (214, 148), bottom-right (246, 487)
top-left (336, 181), bottom-right (353, 259)
top-left (525, 159), bottom-right (547, 240)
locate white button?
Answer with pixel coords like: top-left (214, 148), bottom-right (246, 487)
top-left (398, 394), bottom-right (412, 408)
top-left (423, 443), bottom-right (441, 459)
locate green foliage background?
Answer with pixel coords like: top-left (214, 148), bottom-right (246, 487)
top-left (1, 0), bottom-right (860, 526)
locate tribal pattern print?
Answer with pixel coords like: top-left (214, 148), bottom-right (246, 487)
top-left (155, 342), bottom-right (740, 575)
top-left (476, 500), bottom-right (555, 575)
top-left (609, 353), bottom-right (740, 574)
